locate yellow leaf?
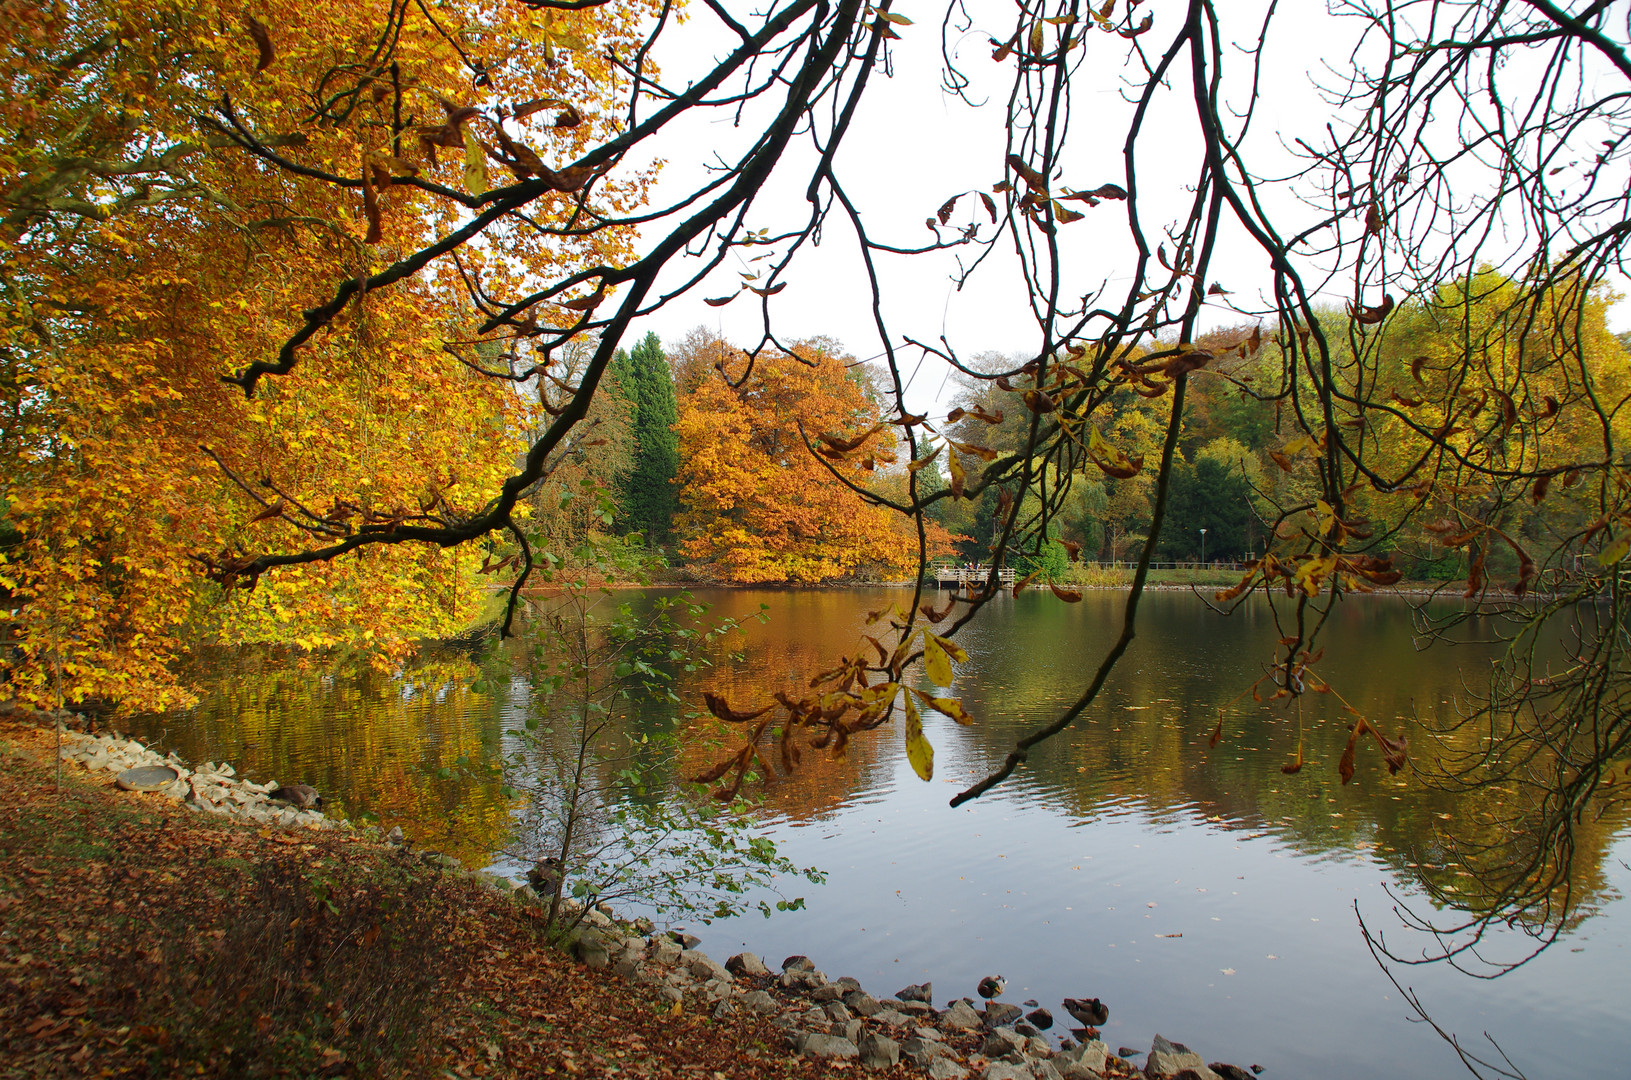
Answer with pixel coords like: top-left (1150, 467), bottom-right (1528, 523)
top-left (904, 693), bottom-right (934, 781)
top-left (462, 127), bottom-right (488, 196)
top-left (912, 688), bottom-right (974, 726)
top-left (923, 633), bottom-right (953, 685)
top-left (1598, 532), bottom-right (1630, 566)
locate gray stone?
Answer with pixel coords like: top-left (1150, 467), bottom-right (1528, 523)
top-left (794, 1032), bottom-right (859, 1059)
top-left (941, 1000), bottom-right (983, 1030)
top-left (1145, 1036), bottom-right (1219, 1080)
top-left (838, 1018), bottom-right (864, 1044)
top-left (1030, 1061), bottom-right (1064, 1080)
top-left (898, 981), bottom-right (934, 1003)
top-left (612, 957), bottom-right (643, 979)
top-left (1016, 1022), bottom-right (1040, 1038)
top-left (712, 999), bottom-right (736, 1019)
top-left (983, 1063), bottom-right (1034, 1080)
top-left (795, 1006), bottom-right (829, 1029)
top-left (1208, 1067), bottom-right (1255, 1080)
top-left (649, 938), bottom-right (682, 965)
top-left (843, 990), bottom-right (883, 1017)
top-left (1028, 1037), bottom-right (1053, 1057)
top-left (872, 1008), bottom-right (912, 1028)
top-left (782, 954), bottom-right (816, 972)
top-left (983, 1028), bottom-right (1029, 1057)
top-left (927, 1061), bottom-right (970, 1080)
top-left (834, 976), bottom-right (864, 992)
top-left (739, 990), bottom-right (780, 1015)
top-left (657, 986), bottom-right (683, 1004)
top-left (681, 949), bottom-right (732, 984)
top-left (701, 978), bottom-right (732, 1003)
top-left (901, 1037), bottom-right (954, 1066)
top-left (810, 983), bottom-right (845, 1002)
top-left (668, 931), bottom-right (701, 949)
top-left (897, 999), bottom-right (937, 1015)
top-left (726, 952), bottom-right (771, 977)
top-left (984, 1002), bottom-right (1024, 1029)
top-left (571, 934), bottom-right (611, 970)
top-left (1057, 1039), bottom-right (1109, 1079)
top-left (1026, 1008), bottom-right (1055, 1030)
top-left (859, 1032), bottom-right (900, 1069)
top-left (823, 1001), bottom-right (853, 1023)
top-left (915, 1026), bottom-right (946, 1042)
top-left (780, 968), bottom-right (827, 993)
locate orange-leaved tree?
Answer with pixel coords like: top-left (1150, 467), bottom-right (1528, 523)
top-left (0, 0), bottom-right (652, 712)
top-left (674, 340), bottom-right (940, 583)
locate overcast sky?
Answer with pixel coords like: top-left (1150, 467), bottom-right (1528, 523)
top-left (612, 0), bottom-right (1628, 412)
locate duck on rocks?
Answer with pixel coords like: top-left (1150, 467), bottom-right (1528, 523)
top-left (1062, 997), bottom-right (1109, 1026)
top-left (977, 975), bottom-right (1006, 1000)
top-left (269, 783), bottom-right (323, 809)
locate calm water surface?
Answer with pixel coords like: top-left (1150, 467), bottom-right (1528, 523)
top-left (129, 590), bottom-right (1631, 1080)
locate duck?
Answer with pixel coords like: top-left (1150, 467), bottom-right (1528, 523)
top-left (269, 783), bottom-right (323, 809)
top-left (977, 974), bottom-right (1006, 1000)
top-left (1062, 997), bottom-right (1109, 1026)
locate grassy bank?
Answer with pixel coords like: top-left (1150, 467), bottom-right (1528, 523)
top-left (0, 720), bottom-right (850, 1079)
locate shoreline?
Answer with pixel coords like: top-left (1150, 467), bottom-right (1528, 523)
top-left (2, 710), bottom-right (1261, 1080)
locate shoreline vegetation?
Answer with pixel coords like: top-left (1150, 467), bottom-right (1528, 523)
top-left (1, 711), bottom-right (1255, 1080)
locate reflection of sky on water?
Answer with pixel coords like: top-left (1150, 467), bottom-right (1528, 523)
top-left (130, 588), bottom-right (1630, 1080)
top-left (700, 748), bottom-right (1630, 1080)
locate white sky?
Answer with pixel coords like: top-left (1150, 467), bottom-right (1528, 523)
top-left (612, 0), bottom-right (1629, 413)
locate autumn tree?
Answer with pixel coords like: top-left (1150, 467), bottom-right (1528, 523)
top-left (0, 0), bottom-right (651, 710)
top-left (673, 341), bottom-right (916, 582)
top-left (609, 331), bottom-right (679, 545)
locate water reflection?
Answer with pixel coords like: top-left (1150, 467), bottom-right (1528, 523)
top-left (127, 589), bottom-right (1631, 1080)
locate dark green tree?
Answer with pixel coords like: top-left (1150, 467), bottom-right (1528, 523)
top-left (1158, 458), bottom-right (1252, 563)
top-left (609, 332), bottom-right (680, 544)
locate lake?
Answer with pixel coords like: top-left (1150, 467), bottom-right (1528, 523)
top-left (127, 588), bottom-right (1631, 1080)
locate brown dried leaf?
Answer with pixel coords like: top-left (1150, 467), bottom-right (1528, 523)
top-left (244, 16), bottom-right (275, 72)
top-left (702, 692), bottom-right (773, 724)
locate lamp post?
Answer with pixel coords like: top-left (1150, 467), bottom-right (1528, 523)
top-left (1199, 527), bottom-right (1207, 566)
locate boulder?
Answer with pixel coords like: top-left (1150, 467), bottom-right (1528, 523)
top-left (872, 1008), bottom-right (913, 1028)
top-left (982, 1063), bottom-right (1034, 1080)
top-left (648, 938), bottom-right (682, 965)
top-left (897, 981), bottom-right (934, 1003)
top-left (782, 954), bottom-right (816, 972)
top-left (1016, 1022), bottom-right (1041, 1038)
top-left (843, 990), bottom-right (883, 1017)
top-left (780, 969), bottom-right (827, 993)
top-left (833, 976), bottom-right (864, 992)
top-left (982, 1028), bottom-right (1028, 1058)
top-left (794, 1032), bottom-right (859, 1059)
top-left (927, 1061), bottom-right (970, 1080)
top-left (901, 1037), bottom-right (954, 1066)
top-left (726, 952), bottom-right (771, 977)
top-left (1031, 1062), bottom-right (1065, 1080)
top-left (1026, 1008), bottom-right (1054, 1030)
top-left (1056, 1040), bottom-right (1109, 1079)
top-left (984, 1002), bottom-right (1024, 1029)
top-left (859, 1032), bottom-right (900, 1070)
top-left (668, 930), bottom-right (702, 949)
top-left (732, 989), bottom-right (774, 1013)
top-left (810, 984), bottom-right (845, 1002)
top-left (941, 1000), bottom-right (983, 1030)
top-left (570, 932), bottom-right (611, 970)
top-left (823, 1001), bottom-right (853, 1024)
top-left (1208, 1066), bottom-right (1254, 1080)
top-left (1145, 1036), bottom-right (1220, 1080)
top-left (681, 949), bottom-right (732, 984)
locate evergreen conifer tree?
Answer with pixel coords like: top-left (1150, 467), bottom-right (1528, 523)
top-left (609, 332), bottom-right (680, 544)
